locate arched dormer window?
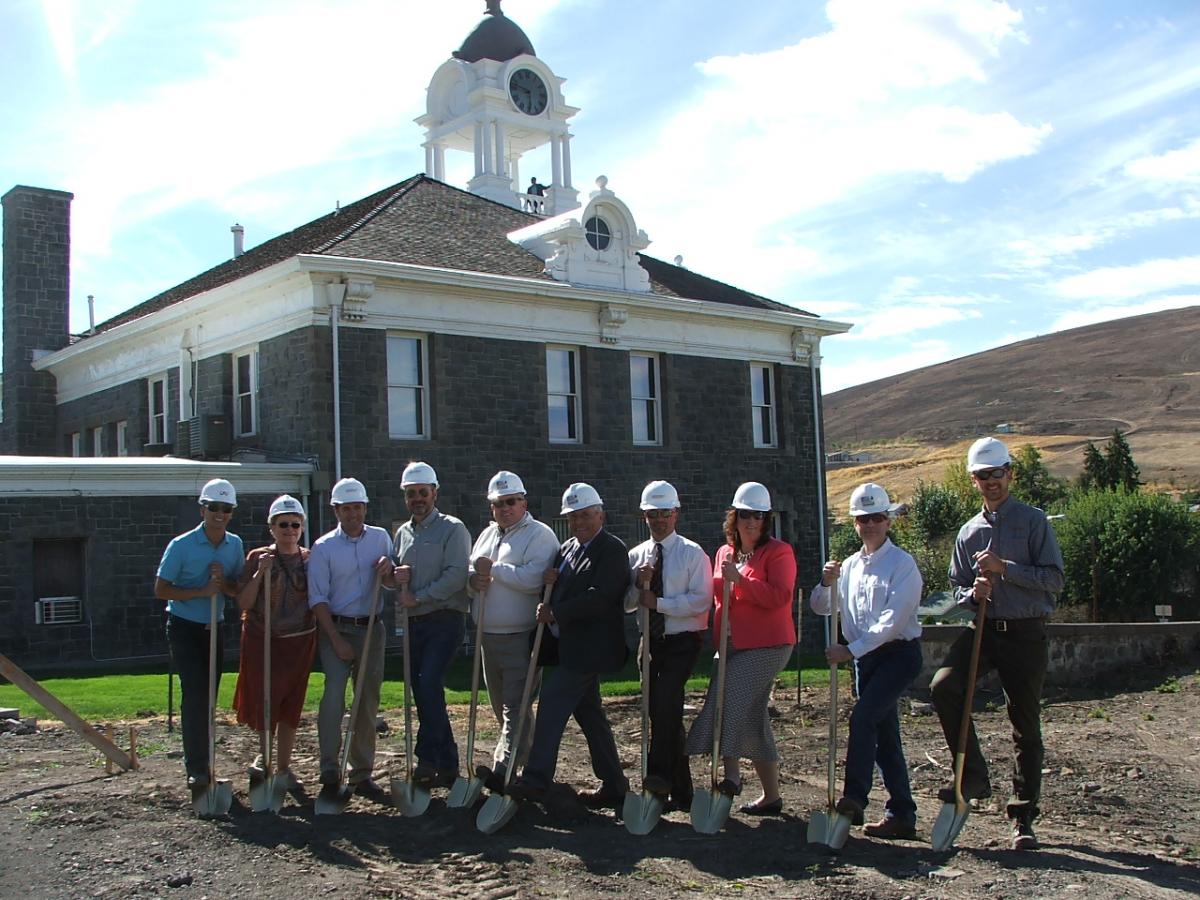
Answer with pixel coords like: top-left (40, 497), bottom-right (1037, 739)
top-left (584, 216), bottom-right (611, 251)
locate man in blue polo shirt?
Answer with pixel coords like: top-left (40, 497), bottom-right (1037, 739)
top-left (155, 478), bottom-right (245, 793)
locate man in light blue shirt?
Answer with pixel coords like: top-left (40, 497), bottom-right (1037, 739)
top-left (309, 477), bottom-right (394, 800)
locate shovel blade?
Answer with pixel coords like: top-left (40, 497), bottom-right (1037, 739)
top-left (446, 775), bottom-right (484, 809)
top-left (623, 791), bottom-right (664, 836)
top-left (931, 801), bottom-right (970, 851)
top-left (314, 784), bottom-right (352, 816)
top-left (249, 774), bottom-right (287, 813)
top-left (476, 793), bottom-right (519, 834)
top-left (689, 790), bottom-right (733, 834)
top-left (390, 775), bottom-right (431, 818)
top-left (193, 780), bottom-right (233, 818)
top-left (807, 808), bottom-right (853, 849)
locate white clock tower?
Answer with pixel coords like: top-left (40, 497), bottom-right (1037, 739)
top-left (417, 2), bottom-right (580, 215)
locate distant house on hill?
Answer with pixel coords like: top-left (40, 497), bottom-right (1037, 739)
top-left (995, 423), bottom-right (1016, 434)
top-left (826, 450), bottom-right (872, 467)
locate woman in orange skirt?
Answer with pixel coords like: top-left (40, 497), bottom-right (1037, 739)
top-left (234, 494), bottom-right (316, 791)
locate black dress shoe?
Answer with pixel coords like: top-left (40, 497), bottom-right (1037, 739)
top-left (577, 784), bottom-right (627, 809)
top-left (476, 765), bottom-right (506, 794)
top-left (505, 780), bottom-right (547, 803)
top-left (740, 797), bottom-right (784, 816)
top-left (937, 781), bottom-right (992, 804)
top-left (716, 778), bottom-right (742, 798)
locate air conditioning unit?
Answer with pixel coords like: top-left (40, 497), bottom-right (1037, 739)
top-left (181, 414), bottom-right (232, 460)
top-left (36, 596), bottom-right (83, 626)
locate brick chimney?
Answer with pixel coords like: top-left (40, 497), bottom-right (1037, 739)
top-left (2, 186), bottom-right (73, 455)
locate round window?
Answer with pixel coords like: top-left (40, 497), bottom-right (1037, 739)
top-left (584, 216), bottom-right (611, 251)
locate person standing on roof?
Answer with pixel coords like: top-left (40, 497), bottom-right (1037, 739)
top-left (154, 478), bottom-right (244, 796)
top-left (390, 461), bottom-right (472, 791)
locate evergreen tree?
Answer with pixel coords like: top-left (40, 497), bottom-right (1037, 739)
top-left (1010, 444), bottom-right (1068, 510)
top-left (1104, 429), bottom-right (1140, 492)
top-left (1079, 440), bottom-right (1107, 490)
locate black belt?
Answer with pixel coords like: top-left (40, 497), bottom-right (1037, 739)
top-left (986, 616), bottom-right (1045, 633)
top-left (332, 614), bottom-right (373, 627)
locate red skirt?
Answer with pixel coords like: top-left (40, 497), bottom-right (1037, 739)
top-left (232, 624), bottom-right (317, 731)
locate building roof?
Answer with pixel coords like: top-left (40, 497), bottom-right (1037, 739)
top-left (452, 6), bottom-right (536, 63)
top-left (90, 175), bottom-right (812, 335)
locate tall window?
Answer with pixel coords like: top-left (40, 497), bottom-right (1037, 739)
top-left (630, 353), bottom-right (661, 445)
top-left (387, 334), bottom-right (428, 439)
top-left (547, 347), bottom-right (581, 443)
top-left (69, 432), bottom-right (81, 457)
top-left (750, 364), bottom-right (777, 448)
top-left (90, 425), bottom-right (104, 456)
top-left (234, 349), bottom-right (258, 437)
top-left (148, 376), bottom-right (167, 444)
top-left (116, 421), bottom-right (128, 457)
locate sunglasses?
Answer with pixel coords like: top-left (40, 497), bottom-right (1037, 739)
top-left (855, 513), bottom-right (888, 524)
top-left (644, 509), bottom-right (675, 520)
top-left (204, 503), bottom-right (234, 514)
top-left (973, 466), bottom-right (1010, 481)
top-left (737, 510), bottom-right (767, 520)
top-left (273, 521), bottom-right (303, 529)
top-left (490, 496), bottom-right (523, 508)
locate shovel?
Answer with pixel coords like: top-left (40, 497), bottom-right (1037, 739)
top-left (391, 590), bottom-right (432, 817)
top-left (690, 580), bottom-right (733, 834)
top-left (193, 593), bottom-right (233, 818)
top-left (448, 568), bottom-right (490, 809)
top-left (477, 594), bottom-right (548, 835)
top-left (315, 573), bottom-right (383, 815)
top-left (249, 571), bottom-right (287, 813)
top-left (931, 593), bottom-right (989, 851)
top-left (624, 606), bottom-right (665, 835)
top-left (807, 577), bottom-right (852, 850)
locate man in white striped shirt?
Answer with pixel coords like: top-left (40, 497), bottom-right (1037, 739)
top-left (625, 480), bottom-right (712, 811)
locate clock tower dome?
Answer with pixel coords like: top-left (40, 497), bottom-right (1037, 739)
top-left (417, 1), bottom-right (580, 215)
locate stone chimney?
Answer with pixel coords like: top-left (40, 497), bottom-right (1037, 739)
top-left (2, 186), bottom-right (73, 455)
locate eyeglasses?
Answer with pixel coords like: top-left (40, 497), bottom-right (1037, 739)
top-left (490, 496), bottom-right (523, 508)
top-left (644, 509), bottom-right (675, 520)
top-left (855, 513), bottom-right (888, 524)
top-left (273, 521), bottom-right (303, 529)
top-left (737, 510), bottom-right (767, 520)
top-left (204, 502), bottom-right (234, 514)
top-left (973, 466), bottom-right (1010, 481)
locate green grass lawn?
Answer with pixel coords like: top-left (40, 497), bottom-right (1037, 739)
top-left (1, 651), bottom-right (834, 721)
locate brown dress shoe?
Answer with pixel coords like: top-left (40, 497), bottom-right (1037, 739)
top-left (577, 784), bottom-right (627, 809)
top-left (864, 816), bottom-right (917, 839)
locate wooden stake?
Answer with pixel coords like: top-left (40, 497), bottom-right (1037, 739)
top-left (129, 726), bottom-right (140, 770)
top-left (105, 725), bottom-right (115, 775)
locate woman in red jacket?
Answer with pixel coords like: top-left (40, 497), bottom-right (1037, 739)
top-left (686, 481), bottom-right (797, 816)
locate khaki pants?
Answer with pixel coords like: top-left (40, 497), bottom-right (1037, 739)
top-left (482, 629), bottom-right (540, 775)
top-left (317, 620), bottom-right (385, 784)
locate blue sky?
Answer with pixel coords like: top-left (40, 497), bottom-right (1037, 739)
top-left (2, 0), bottom-right (1199, 392)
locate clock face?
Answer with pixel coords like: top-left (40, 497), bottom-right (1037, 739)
top-left (509, 68), bottom-right (549, 116)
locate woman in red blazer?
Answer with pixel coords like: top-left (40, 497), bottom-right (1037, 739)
top-left (687, 481), bottom-right (797, 816)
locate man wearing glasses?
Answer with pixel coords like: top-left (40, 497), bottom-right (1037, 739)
top-left (154, 478), bottom-right (244, 795)
top-left (930, 437), bottom-right (1064, 851)
top-left (391, 461), bottom-right (471, 790)
top-left (624, 480), bottom-right (711, 811)
top-left (467, 471), bottom-right (560, 791)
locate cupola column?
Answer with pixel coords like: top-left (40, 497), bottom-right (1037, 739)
top-left (473, 122), bottom-right (485, 177)
top-left (562, 132), bottom-right (573, 189)
top-left (551, 134), bottom-right (563, 186)
top-left (493, 120), bottom-right (506, 182)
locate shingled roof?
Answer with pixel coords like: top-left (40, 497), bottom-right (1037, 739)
top-left (91, 175), bottom-right (813, 335)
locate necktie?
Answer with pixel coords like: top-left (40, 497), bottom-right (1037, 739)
top-left (649, 542), bottom-right (666, 640)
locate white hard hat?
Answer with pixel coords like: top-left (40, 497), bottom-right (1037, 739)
top-left (560, 482), bottom-right (603, 514)
top-left (401, 461), bottom-right (438, 487)
top-left (967, 437), bottom-right (1011, 472)
top-left (640, 480), bottom-right (680, 510)
top-left (268, 494), bottom-right (305, 522)
top-left (487, 470), bottom-right (525, 501)
top-left (848, 483), bottom-right (898, 517)
top-left (731, 481), bottom-right (771, 512)
top-left (199, 478), bottom-right (237, 507)
top-left (330, 477), bottom-right (369, 505)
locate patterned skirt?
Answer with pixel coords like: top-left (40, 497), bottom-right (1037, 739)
top-left (232, 625), bottom-right (317, 731)
top-left (685, 643), bottom-right (793, 762)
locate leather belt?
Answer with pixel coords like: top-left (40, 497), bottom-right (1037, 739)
top-left (332, 614), bottom-right (372, 627)
top-left (987, 616), bottom-right (1045, 633)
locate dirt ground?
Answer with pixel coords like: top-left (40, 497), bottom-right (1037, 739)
top-left (3, 657), bottom-right (1199, 900)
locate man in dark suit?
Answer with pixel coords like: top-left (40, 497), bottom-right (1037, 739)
top-left (507, 482), bottom-right (631, 809)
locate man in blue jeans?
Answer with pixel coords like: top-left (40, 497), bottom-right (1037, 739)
top-left (155, 478), bottom-right (244, 796)
top-left (810, 482), bottom-right (923, 839)
top-left (391, 461), bottom-right (471, 789)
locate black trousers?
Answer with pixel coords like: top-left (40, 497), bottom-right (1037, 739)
top-left (930, 617), bottom-right (1048, 821)
top-left (167, 615), bottom-right (224, 780)
top-left (642, 630), bottom-right (703, 802)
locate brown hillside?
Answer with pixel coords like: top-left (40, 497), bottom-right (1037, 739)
top-left (822, 305), bottom-right (1200, 494)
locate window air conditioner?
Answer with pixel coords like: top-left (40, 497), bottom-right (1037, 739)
top-left (36, 596), bottom-right (83, 626)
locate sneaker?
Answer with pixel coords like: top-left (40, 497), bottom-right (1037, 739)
top-left (1012, 820), bottom-right (1039, 851)
top-left (937, 781), bottom-right (993, 804)
top-left (864, 815), bottom-right (917, 839)
top-left (835, 796), bottom-right (865, 826)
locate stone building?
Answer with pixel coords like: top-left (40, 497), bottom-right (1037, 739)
top-left (0, 6), bottom-right (849, 668)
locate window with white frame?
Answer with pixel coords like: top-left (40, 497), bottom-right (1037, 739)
top-left (69, 432), bottom-right (81, 457)
top-left (750, 363), bottom-right (777, 448)
top-left (546, 347), bottom-right (581, 443)
top-left (386, 334), bottom-right (429, 439)
top-left (116, 421), bottom-right (128, 457)
top-left (630, 352), bottom-right (661, 445)
top-left (233, 349), bottom-right (258, 437)
top-left (148, 376), bottom-right (167, 444)
top-left (90, 425), bottom-right (104, 456)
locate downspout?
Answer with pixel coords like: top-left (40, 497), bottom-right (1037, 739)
top-left (327, 283), bottom-right (347, 481)
top-left (806, 333), bottom-right (828, 646)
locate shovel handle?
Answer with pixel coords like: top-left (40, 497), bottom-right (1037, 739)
top-left (208, 593), bottom-right (221, 784)
top-left (463, 584), bottom-right (488, 771)
top-left (952, 585), bottom-right (989, 797)
top-left (709, 578), bottom-right (732, 789)
top-left (503, 583), bottom-right (552, 791)
top-left (826, 577), bottom-right (839, 808)
top-left (262, 569), bottom-right (273, 773)
top-left (337, 572), bottom-right (383, 785)
top-left (639, 605), bottom-right (651, 780)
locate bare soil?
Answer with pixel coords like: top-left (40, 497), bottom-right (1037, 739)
top-left (3, 659), bottom-right (1199, 899)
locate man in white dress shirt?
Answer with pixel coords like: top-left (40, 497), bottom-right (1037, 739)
top-left (625, 480), bottom-right (712, 810)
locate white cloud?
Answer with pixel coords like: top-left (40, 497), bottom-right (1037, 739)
top-left (1048, 295), bottom-right (1200, 332)
top-left (1052, 255), bottom-right (1200, 301)
top-left (1126, 136), bottom-right (1200, 183)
